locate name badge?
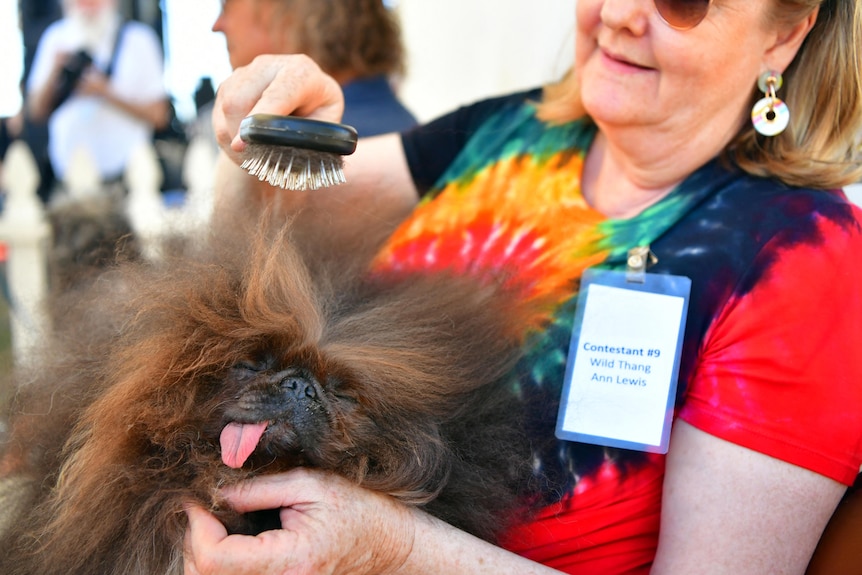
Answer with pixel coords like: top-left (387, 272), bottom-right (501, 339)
top-left (555, 265), bottom-right (690, 453)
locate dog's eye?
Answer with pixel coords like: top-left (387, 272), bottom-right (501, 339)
top-left (234, 353), bottom-right (278, 373)
top-left (234, 361), bottom-right (263, 372)
top-left (323, 374), bottom-right (357, 403)
top-left (231, 361), bottom-right (271, 380)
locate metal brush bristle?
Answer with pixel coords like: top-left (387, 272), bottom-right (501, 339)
top-left (240, 143), bottom-right (348, 191)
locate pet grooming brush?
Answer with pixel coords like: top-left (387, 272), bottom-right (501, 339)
top-left (239, 114), bottom-right (359, 191)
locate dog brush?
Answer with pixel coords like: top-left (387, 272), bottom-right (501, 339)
top-left (239, 114), bottom-right (359, 191)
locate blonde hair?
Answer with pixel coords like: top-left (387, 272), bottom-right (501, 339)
top-left (538, 0), bottom-right (862, 189)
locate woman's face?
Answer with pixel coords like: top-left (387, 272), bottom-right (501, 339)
top-left (575, 0), bottom-right (780, 144)
top-left (213, 0), bottom-right (298, 70)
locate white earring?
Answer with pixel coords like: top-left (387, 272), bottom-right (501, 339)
top-left (751, 70), bottom-right (789, 136)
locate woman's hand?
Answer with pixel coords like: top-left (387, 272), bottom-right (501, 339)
top-left (183, 468), bottom-right (415, 575)
top-left (211, 54), bottom-right (345, 166)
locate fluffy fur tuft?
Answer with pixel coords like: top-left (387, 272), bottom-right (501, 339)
top-left (0, 210), bottom-right (541, 575)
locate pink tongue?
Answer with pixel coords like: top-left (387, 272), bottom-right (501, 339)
top-left (220, 421), bottom-right (269, 469)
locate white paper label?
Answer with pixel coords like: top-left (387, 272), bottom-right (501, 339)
top-left (556, 273), bottom-right (689, 453)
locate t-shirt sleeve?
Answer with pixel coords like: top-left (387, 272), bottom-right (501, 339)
top-left (27, 23), bottom-right (61, 94)
top-left (112, 24), bottom-right (166, 103)
top-left (400, 88), bottom-right (544, 195)
top-left (680, 206), bottom-right (862, 485)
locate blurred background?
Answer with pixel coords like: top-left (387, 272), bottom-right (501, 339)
top-left (0, 0), bottom-right (576, 123)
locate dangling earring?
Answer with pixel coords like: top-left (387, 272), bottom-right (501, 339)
top-left (751, 70), bottom-right (789, 136)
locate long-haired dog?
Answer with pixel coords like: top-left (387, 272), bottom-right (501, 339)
top-left (0, 210), bottom-right (542, 575)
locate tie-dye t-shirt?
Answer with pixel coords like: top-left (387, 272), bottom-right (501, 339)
top-left (386, 89), bottom-right (862, 574)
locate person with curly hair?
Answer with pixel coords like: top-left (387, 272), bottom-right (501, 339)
top-left (213, 0), bottom-right (417, 137)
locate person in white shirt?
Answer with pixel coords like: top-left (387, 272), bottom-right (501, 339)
top-left (27, 0), bottom-right (169, 188)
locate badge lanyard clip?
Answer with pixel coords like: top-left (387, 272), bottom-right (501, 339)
top-left (626, 246), bottom-right (658, 283)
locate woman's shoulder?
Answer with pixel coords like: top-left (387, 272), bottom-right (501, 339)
top-left (735, 173), bottom-right (860, 242)
top-left (401, 87), bottom-right (545, 193)
top-left (37, 18), bottom-right (72, 45)
top-left (677, 168), bottom-right (862, 302)
top-left (431, 87), bottom-right (545, 135)
top-left (688, 165), bottom-right (861, 241)
top-left (656, 168), bottom-right (862, 371)
top-left (677, 173), bottom-right (862, 486)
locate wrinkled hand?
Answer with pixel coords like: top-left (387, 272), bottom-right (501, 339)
top-left (184, 468), bottom-right (416, 575)
top-left (212, 54), bottom-right (345, 166)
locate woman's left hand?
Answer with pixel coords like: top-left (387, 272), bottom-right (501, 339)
top-left (183, 468), bottom-right (416, 575)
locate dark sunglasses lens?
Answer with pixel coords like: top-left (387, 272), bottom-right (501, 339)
top-left (655, 0), bottom-right (710, 30)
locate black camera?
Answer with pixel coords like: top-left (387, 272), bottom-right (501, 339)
top-left (50, 49), bottom-right (94, 113)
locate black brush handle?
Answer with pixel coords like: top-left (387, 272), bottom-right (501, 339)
top-left (239, 114), bottom-right (358, 155)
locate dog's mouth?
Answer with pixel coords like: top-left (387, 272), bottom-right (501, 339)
top-left (217, 365), bottom-right (332, 469)
top-left (220, 420), bottom-right (271, 469)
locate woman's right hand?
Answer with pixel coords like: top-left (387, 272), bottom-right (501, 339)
top-left (212, 54), bottom-right (345, 166)
top-left (183, 468), bottom-right (416, 575)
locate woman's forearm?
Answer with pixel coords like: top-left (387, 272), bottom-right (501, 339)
top-left (394, 510), bottom-right (563, 575)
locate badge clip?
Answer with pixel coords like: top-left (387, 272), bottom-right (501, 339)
top-left (626, 246), bottom-right (658, 284)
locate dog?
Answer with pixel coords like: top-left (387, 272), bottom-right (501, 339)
top-left (0, 209), bottom-right (543, 575)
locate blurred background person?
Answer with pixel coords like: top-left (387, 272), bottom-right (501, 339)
top-left (213, 0), bottom-right (417, 137)
top-left (26, 0), bottom-right (169, 197)
top-left (0, 113), bottom-right (23, 186)
top-left (18, 0), bottom-right (63, 203)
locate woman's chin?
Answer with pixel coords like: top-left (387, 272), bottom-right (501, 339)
top-left (581, 97), bottom-right (644, 129)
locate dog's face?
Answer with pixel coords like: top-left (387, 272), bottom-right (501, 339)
top-left (209, 348), bottom-right (370, 473)
top-left (144, 284), bottom-right (459, 500)
top-left (219, 358), bottom-right (335, 469)
top-left (0, 216), bottom-right (538, 575)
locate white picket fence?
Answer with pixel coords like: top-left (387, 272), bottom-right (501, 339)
top-left (0, 136), bottom-right (219, 362)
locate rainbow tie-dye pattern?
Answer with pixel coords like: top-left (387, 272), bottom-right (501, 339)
top-left (373, 102), bottom-right (719, 496)
top-left (376, 105), bottom-right (714, 322)
top-left (377, 93), bottom-right (862, 573)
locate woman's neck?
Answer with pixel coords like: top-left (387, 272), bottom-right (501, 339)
top-left (582, 123), bottom-right (723, 218)
top-left (581, 135), bottom-right (671, 218)
top-left (582, 112), bottom-right (743, 218)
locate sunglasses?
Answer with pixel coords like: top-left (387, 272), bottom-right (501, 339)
top-left (654, 0), bottom-right (713, 30)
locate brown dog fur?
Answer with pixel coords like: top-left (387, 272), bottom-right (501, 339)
top-left (45, 193), bottom-right (141, 296)
top-left (0, 209), bottom-right (542, 575)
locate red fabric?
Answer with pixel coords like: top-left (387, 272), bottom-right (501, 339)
top-left (503, 212), bottom-right (862, 573)
top-left (503, 455), bottom-right (663, 574)
top-left (680, 214), bottom-right (862, 485)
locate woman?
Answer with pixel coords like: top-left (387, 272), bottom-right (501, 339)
top-left (212, 0), bottom-right (417, 137)
top-left (187, 0), bottom-right (862, 573)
